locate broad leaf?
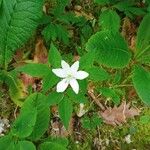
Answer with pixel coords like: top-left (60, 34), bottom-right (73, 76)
top-left (88, 66), bottom-right (109, 82)
top-left (42, 70), bottom-right (59, 93)
top-left (39, 142), bottom-right (67, 150)
top-left (48, 43), bottom-right (62, 67)
top-left (86, 31), bottom-right (131, 68)
top-left (15, 141), bottom-right (36, 150)
top-left (46, 92), bottom-right (64, 106)
top-left (16, 63), bottom-right (50, 77)
top-left (79, 50), bottom-right (95, 70)
top-left (11, 102), bottom-right (37, 138)
top-left (58, 97), bottom-right (73, 129)
top-left (0, 135), bottom-right (13, 150)
top-left (28, 93), bottom-right (50, 140)
top-left (0, 71), bottom-right (24, 106)
top-left (99, 9), bottom-right (120, 33)
top-left (132, 66), bottom-right (150, 105)
top-left (135, 14), bottom-right (150, 61)
top-left (0, 0), bottom-right (43, 68)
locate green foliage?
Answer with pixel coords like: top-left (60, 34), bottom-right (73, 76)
top-left (99, 9), bottom-right (120, 33)
top-left (99, 87), bottom-right (120, 105)
top-left (81, 114), bottom-right (102, 129)
top-left (86, 31), bottom-right (131, 68)
top-left (0, 70), bottom-right (24, 106)
top-left (58, 97), bottom-right (73, 129)
top-left (135, 14), bottom-right (150, 64)
top-left (0, 0), bottom-right (43, 68)
top-left (48, 43), bottom-right (62, 67)
top-left (94, 0), bottom-right (109, 5)
top-left (11, 94), bottom-right (37, 138)
top-left (39, 142), bottom-right (67, 150)
top-left (28, 93), bottom-right (50, 141)
top-left (132, 66), bottom-right (150, 106)
top-left (16, 63), bottom-right (50, 77)
top-left (88, 66), bottom-right (109, 82)
top-left (42, 71), bottom-right (59, 93)
top-left (46, 91), bottom-right (64, 106)
top-left (79, 50), bottom-right (95, 70)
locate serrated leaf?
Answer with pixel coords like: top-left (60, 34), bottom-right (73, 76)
top-left (22, 93), bottom-right (50, 141)
top-left (48, 43), bottom-right (62, 67)
top-left (79, 50), bottom-right (95, 70)
top-left (86, 31), bottom-right (131, 68)
top-left (16, 63), bottom-right (50, 77)
top-left (58, 97), bottom-right (73, 129)
top-left (46, 92), bottom-right (64, 106)
top-left (0, 0), bottom-right (43, 68)
top-left (88, 66), bottom-right (109, 81)
top-left (135, 14), bottom-right (150, 61)
top-left (132, 66), bottom-right (150, 105)
top-left (28, 93), bottom-right (49, 140)
top-left (99, 9), bottom-right (120, 33)
top-left (42, 70), bottom-right (59, 93)
top-left (11, 100), bottom-right (37, 138)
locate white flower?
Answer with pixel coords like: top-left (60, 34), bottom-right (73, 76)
top-left (52, 60), bottom-right (89, 94)
top-left (0, 121), bottom-right (4, 135)
top-left (77, 103), bottom-right (88, 117)
top-left (125, 134), bottom-right (132, 144)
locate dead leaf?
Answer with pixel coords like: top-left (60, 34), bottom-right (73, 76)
top-left (100, 101), bottom-right (140, 126)
top-left (34, 39), bottom-right (48, 64)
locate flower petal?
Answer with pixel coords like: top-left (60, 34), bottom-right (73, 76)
top-left (69, 79), bottom-right (79, 94)
top-left (61, 60), bottom-right (70, 69)
top-left (56, 79), bottom-right (69, 92)
top-left (71, 61), bottom-right (79, 72)
top-left (75, 71), bottom-right (89, 80)
top-left (52, 69), bottom-right (67, 78)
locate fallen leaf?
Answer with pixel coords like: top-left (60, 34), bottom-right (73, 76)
top-left (100, 101), bottom-right (140, 126)
top-left (34, 39), bottom-right (48, 64)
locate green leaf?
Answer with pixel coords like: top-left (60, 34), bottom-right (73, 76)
top-left (39, 142), bottom-right (67, 150)
top-left (86, 31), bottom-right (131, 68)
top-left (94, 0), bottom-right (110, 5)
top-left (81, 114), bottom-right (102, 129)
top-left (88, 66), bottom-right (109, 82)
top-left (11, 98), bottom-right (37, 138)
top-left (140, 115), bottom-right (150, 124)
top-left (15, 141), bottom-right (36, 150)
top-left (28, 93), bottom-right (50, 140)
top-left (99, 87), bottom-right (120, 105)
top-left (0, 0), bottom-right (43, 68)
top-left (0, 135), bottom-right (13, 150)
top-left (48, 43), bottom-right (62, 67)
top-left (99, 9), bottom-right (120, 33)
top-left (132, 66), bottom-right (150, 105)
top-left (58, 97), bottom-right (73, 129)
top-left (79, 50), bottom-right (95, 70)
top-left (42, 23), bottom-right (57, 42)
top-left (42, 71), bottom-right (59, 93)
top-left (0, 71), bottom-right (24, 106)
top-left (16, 63), bottom-right (50, 77)
top-left (135, 14), bottom-right (150, 60)
top-left (46, 92), bottom-right (64, 106)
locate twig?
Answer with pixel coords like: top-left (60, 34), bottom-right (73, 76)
top-left (88, 90), bottom-right (105, 111)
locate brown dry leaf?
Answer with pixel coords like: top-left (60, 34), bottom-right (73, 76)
top-left (34, 39), bottom-right (48, 64)
top-left (121, 17), bottom-right (136, 50)
top-left (100, 101), bottom-right (140, 126)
